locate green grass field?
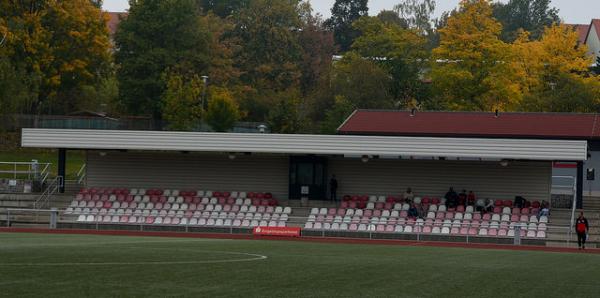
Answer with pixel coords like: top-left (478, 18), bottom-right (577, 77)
top-left (0, 150), bottom-right (85, 180)
top-left (0, 233), bottom-right (599, 297)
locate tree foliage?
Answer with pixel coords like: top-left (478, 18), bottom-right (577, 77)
top-left (492, 0), bottom-right (560, 42)
top-left (161, 72), bottom-right (203, 131)
top-left (115, 0), bottom-right (211, 118)
top-left (0, 0), bottom-right (112, 115)
top-left (325, 0), bottom-right (368, 52)
top-left (205, 88), bottom-right (240, 132)
top-left (431, 0), bottom-right (521, 111)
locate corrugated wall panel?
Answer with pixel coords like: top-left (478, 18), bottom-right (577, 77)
top-left (22, 129), bottom-right (587, 161)
top-left (86, 151), bottom-right (289, 199)
top-left (330, 158), bottom-right (551, 200)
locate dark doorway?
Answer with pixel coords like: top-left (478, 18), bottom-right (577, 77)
top-left (289, 156), bottom-right (327, 200)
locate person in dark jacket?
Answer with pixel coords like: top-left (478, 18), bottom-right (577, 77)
top-left (329, 175), bottom-right (338, 201)
top-left (575, 212), bottom-right (590, 250)
top-left (408, 203), bottom-right (419, 218)
top-left (445, 187), bottom-right (459, 208)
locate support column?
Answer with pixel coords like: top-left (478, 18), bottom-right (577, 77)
top-left (58, 148), bottom-right (66, 193)
top-left (577, 161), bottom-right (583, 209)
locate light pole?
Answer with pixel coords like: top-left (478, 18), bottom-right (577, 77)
top-left (201, 75), bottom-right (209, 110)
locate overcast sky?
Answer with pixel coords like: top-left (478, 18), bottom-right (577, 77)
top-left (102, 0), bottom-right (598, 24)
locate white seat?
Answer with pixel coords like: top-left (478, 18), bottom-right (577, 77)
top-left (314, 222), bottom-right (323, 229)
top-left (283, 207), bottom-right (292, 214)
top-left (394, 225), bottom-right (403, 233)
top-left (478, 228), bottom-right (488, 236)
top-left (501, 214), bottom-right (510, 222)
top-left (441, 227), bottom-right (450, 234)
top-left (394, 203), bottom-right (402, 210)
top-left (239, 192), bottom-right (247, 198)
top-left (154, 217), bottom-right (163, 224)
top-left (366, 202), bottom-right (375, 210)
top-left (310, 208), bottom-right (319, 215)
top-left (438, 205), bottom-right (447, 212)
top-left (275, 206), bottom-right (283, 214)
top-left (209, 198), bottom-right (218, 205)
top-left (304, 222), bottom-right (314, 229)
top-left (465, 206), bottom-right (474, 213)
top-left (463, 213), bottom-right (473, 220)
top-left (432, 226), bottom-right (441, 234)
top-left (404, 225), bottom-right (413, 233)
top-left (502, 207), bottom-right (511, 215)
top-left (249, 206), bottom-right (257, 213)
top-left (491, 214), bottom-right (500, 221)
top-left (77, 215), bottom-right (86, 222)
top-left (454, 213), bottom-right (463, 220)
top-left (529, 215), bottom-right (538, 223)
top-left (319, 208), bottom-right (327, 215)
top-left (358, 224), bottom-right (367, 231)
top-left (401, 203), bottom-right (410, 211)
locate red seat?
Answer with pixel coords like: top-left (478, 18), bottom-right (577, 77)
top-left (488, 228), bottom-right (498, 236)
top-left (494, 200), bottom-right (502, 207)
top-left (422, 197), bottom-right (430, 204)
top-left (103, 202), bottom-right (112, 209)
top-left (150, 195), bottom-right (159, 203)
top-left (373, 209), bottom-right (382, 217)
top-left (384, 202), bottom-right (393, 210)
top-left (264, 193), bottom-right (273, 199)
top-left (521, 208), bottom-right (530, 215)
top-left (468, 228), bottom-right (477, 235)
top-left (337, 209), bottom-right (346, 216)
top-left (192, 197), bottom-right (201, 204)
top-left (375, 202), bottom-right (384, 209)
top-left (472, 213), bottom-right (482, 220)
top-left (456, 205), bottom-right (465, 212)
top-left (531, 201), bottom-right (541, 208)
top-left (493, 207), bottom-right (501, 214)
top-left (340, 201), bottom-right (349, 208)
top-left (218, 197), bottom-right (227, 205)
top-left (503, 200), bottom-right (512, 207)
top-left (482, 213), bottom-right (491, 221)
top-left (342, 195), bottom-right (351, 202)
top-left (386, 196), bottom-right (395, 203)
top-left (445, 212), bottom-right (454, 219)
top-left (223, 192), bottom-right (231, 198)
top-left (145, 217), bottom-right (155, 224)
top-left (511, 207), bottom-right (520, 215)
top-left (431, 198), bottom-right (440, 205)
top-left (256, 193), bottom-right (265, 199)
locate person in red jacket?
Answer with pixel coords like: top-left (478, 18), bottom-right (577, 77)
top-left (575, 212), bottom-right (589, 250)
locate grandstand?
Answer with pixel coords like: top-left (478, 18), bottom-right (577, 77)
top-left (1, 118), bottom-right (593, 247)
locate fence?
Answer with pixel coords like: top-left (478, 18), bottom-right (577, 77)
top-left (0, 161), bottom-right (52, 193)
top-left (1, 114), bottom-right (268, 133)
top-left (3, 208), bottom-right (597, 247)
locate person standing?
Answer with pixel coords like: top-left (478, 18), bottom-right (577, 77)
top-left (575, 212), bottom-right (589, 250)
top-left (329, 175), bottom-right (338, 202)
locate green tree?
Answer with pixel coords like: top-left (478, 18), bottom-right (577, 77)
top-left (331, 52), bottom-right (394, 109)
top-left (393, 0), bottom-right (436, 33)
top-left (492, 0), bottom-right (560, 42)
top-left (267, 89), bottom-right (306, 134)
top-left (205, 88), bottom-right (240, 132)
top-left (321, 95), bottom-right (355, 134)
top-left (233, 0), bottom-right (303, 121)
top-left (161, 72), bottom-right (203, 131)
top-left (352, 16), bottom-right (428, 108)
top-left (325, 0), bottom-right (369, 52)
top-left (431, 0), bottom-right (521, 111)
top-left (200, 0), bottom-right (249, 18)
top-left (115, 0), bottom-right (211, 118)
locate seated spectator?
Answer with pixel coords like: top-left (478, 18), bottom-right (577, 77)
top-left (514, 196), bottom-right (526, 208)
top-left (458, 189), bottom-right (467, 205)
top-left (484, 198), bottom-right (494, 213)
top-left (445, 187), bottom-right (458, 208)
top-left (467, 191), bottom-right (476, 206)
top-left (475, 198), bottom-right (485, 212)
top-left (417, 204), bottom-right (426, 218)
top-left (403, 187), bottom-right (414, 204)
top-left (538, 200), bottom-right (550, 219)
top-left (408, 203), bottom-right (419, 218)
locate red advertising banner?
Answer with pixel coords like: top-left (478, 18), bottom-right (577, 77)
top-left (253, 226), bottom-right (301, 237)
top-left (552, 162), bottom-right (577, 169)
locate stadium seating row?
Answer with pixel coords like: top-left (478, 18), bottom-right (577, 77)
top-left (342, 195), bottom-right (543, 208)
top-left (67, 203), bottom-right (291, 214)
top-left (303, 222), bottom-right (546, 238)
top-left (76, 215), bottom-right (287, 228)
top-left (79, 188), bottom-right (274, 200)
top-left (310, 208), bottom-right (548, 224)
top-left (75, 194), bottom-right (278, 207)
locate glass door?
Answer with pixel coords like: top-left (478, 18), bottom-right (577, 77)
top-left (289, 156), bottom-right (327, 200)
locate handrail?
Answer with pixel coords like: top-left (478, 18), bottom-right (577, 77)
top-left (0, 161), bottom-right (52, 180)
top-left (33, 176), bottom-right (63, 209)
top-left (76, 163), bottom-right (86, 185)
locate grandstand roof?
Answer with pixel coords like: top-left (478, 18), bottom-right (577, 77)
top-left (21, 128), bottom-right (587, 161)
top-left (337, 110), bottom-right (600, 140)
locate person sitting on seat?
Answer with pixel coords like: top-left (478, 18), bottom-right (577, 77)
top-left (514, 196), bottom-right (526, 208)
top-left (403, 187), bottom-right (414, 204)
top-left (484, 198), bottom-right (494, 213)
top-left (467, 191), bottom-right (476, 206)
top-left (458, 189), bottom-right (467, 206)
top-left (475, 198), bottom-right (485, 212)
top-left (538, 200), bottom-right (550, 219)
top-left (445, 187), bottom-right (459, 208)
top-left (408, 203), bottom-right (419, 218)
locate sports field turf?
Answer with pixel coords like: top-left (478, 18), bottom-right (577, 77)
top-left (0, 233), bottom-right (599, 297)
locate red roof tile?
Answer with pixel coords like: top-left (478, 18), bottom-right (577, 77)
top-left (568, 24), bottom-right (590, 45)
top-left (585, 19), bottom-right (600, 44)
top-left (337, 110), bottom-right (600, 140)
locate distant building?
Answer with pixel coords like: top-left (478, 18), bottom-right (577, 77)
top-left (568, 19), bottom-right (600, 65)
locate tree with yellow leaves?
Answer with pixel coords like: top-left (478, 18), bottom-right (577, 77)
top-left (430, 0), bottom-right (522, 111)
top-left (0, 0), bottom-right (112, 115)
top-left (515, 24), bottom-right (600, 112)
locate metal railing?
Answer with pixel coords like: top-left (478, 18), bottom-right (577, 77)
top-left (33, 176), bottom-right (63, 209)
top-left (0, 161), bottom-right (51, 183)
top-left (76, 163), bottom-right (86, 185)
top-left (1, 207), bottom-right (599, 247)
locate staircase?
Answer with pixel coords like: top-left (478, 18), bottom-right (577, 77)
top-left (583, 196), bottom-right (600, 210)
top-left (545, 208), bottom-right (600, 248)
